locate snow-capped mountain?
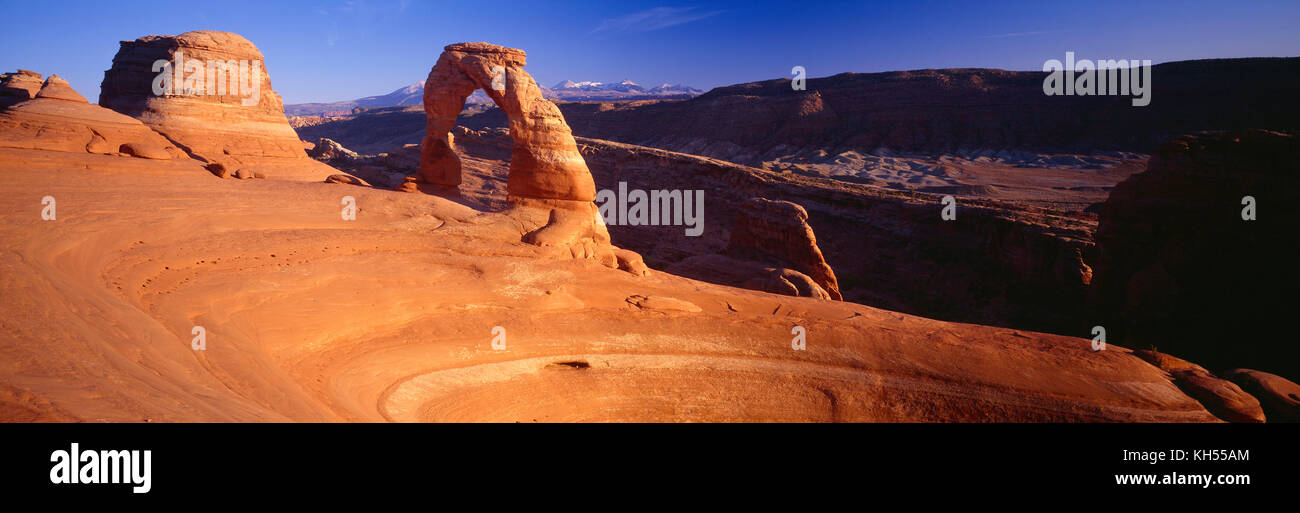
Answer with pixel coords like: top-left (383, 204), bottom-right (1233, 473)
top-left (552, 80), bottom-right (608, 90)
top-left (285, 82), bottom-right (424, 116)
top-left (550, 79), bottom-right (646, 92)
top-left (543, 79), bottom-right (704, 100)
top-left (648, 83), bottom-right (704, 94)
top-left (286, 79), bottom-right (703, 116)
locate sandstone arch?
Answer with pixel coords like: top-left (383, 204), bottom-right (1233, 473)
top-left (418, 42), bottom-right (596, 202)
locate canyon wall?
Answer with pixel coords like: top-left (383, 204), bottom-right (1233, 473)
top-left (553, 58), bottom-right (1300, 163)
top-left (1090, 130), bottom-right (1299, 378)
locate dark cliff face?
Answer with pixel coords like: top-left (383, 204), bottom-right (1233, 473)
top-left (554, 58), bottom-right (1300, 162)
top-left (1090, 130), bottom-right (1300, 378)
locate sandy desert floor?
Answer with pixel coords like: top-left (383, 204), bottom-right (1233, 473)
top-left (765, 151), bottom-right (1147, 211)
top-left (0, 147), bottom-right (1220, 422)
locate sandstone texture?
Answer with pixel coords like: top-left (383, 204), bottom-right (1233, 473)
top-left (1171, 370), bottom-right (1265, 423)
top-left (1, 34), bottom-right (1285, 424)
top-left (0, 69), bottom-right (43, 108)
top-left (668, 198), bottom-right (841, 300)
top-left (419, 42), bottom-right (595, 202)
top-left (1222, 369), bottom-right (1300, 423)
top-left (415, 43), bottom-right (635, 274)
top-left (1133, 349), bottom-right (1207, 375)
top-left (0, 156), bottom-right (1222, 422)
top-left (99, 30), bottom-right (336, 180)
top-left (324, 173), bottom-right (369, 186)
top-left (670, 254), bottom-right (833, 299)
top-left (307, 138), bottom-right (360, 162)
top-left (34, 74), bottom-right (88, 102)
top-left (727, 198), bottom-right (841, 300)
top-left (1134, 349), bottom-right (1266, 423)
top-left (0, 75), bottom-right (180, 158)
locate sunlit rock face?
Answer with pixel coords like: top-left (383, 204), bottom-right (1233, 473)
top-left (419, 42), bottom-right (596, 202)
top-left (99, 30), bottom-right (334, 179)
top-left (0, 75), bottom-right (180, 159)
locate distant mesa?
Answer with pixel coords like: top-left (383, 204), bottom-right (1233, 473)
top-left (550, 58), bottom-right (1300, 164)
top-left (99, 30), bottom-right (336, 180)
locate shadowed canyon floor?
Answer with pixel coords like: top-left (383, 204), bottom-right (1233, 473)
top-left (0, 150), bottom-right (1219, 422)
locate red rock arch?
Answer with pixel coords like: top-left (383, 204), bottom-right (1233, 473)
top-left (418, 42), bottom-right (596, 202)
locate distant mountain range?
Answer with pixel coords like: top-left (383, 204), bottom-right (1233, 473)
top-left (550, 79), bottom-right (700, 95)
top-left (285, 79), bottom-right (703, 116)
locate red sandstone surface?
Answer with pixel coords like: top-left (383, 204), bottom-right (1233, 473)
top-left (1, 33), bottom-right (1296, 423)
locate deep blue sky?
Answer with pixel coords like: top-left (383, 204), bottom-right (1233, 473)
top-left (2, 0), bottom-right (1297, 104)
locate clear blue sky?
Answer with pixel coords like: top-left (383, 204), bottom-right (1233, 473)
top-left (2, 0), bottom-right (1297, 104)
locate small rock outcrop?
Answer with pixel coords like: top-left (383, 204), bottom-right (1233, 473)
top-left (1, 70), bottom-right (45, 108)
top-left (1222, 369), bottom-right (1300, 423)
top-left (34, 74), bottom-right (88, 102)
top-left (418, 42), bottom-right (596, 202)
top-left (307, 138), bottom-right (360, 162)
top-left (99, 30), bottom-right (335, 179)
top-left (324, 173), bottom-right (369, 186)
top-left (0, 75), bottom-right (179, 158)
top-left (726, 198), bottom-right (842, 300)
top-left (1133, 349), bottom-right (1266, 423)
top-left (1132, 349), bottom-right (1206, 374)
top-left (1171, 370), bottom-right (1266, 423)
top-left (669, 197), bottom-right (842, 300)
